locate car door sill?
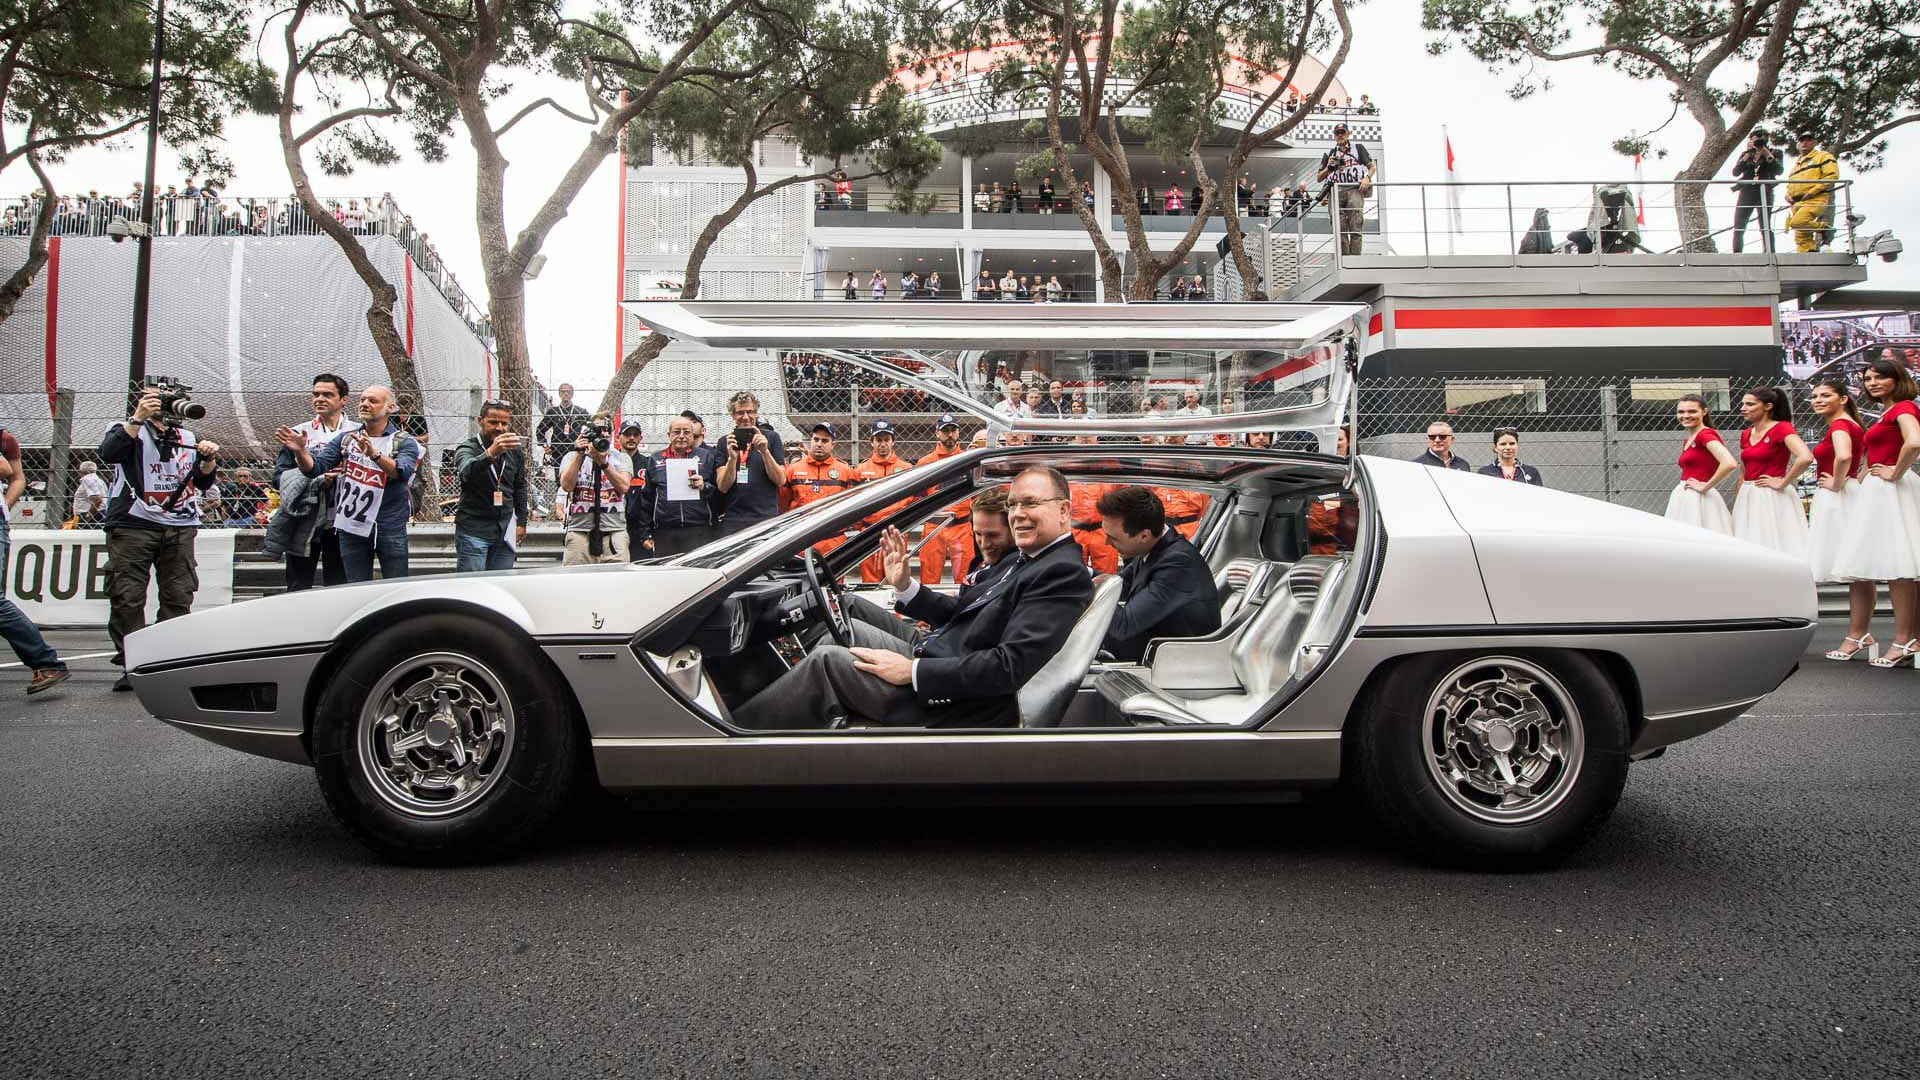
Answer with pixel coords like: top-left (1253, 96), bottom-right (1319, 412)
top-left (592, 729), bottom-right (1340, 788)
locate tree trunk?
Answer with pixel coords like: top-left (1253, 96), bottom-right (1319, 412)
top-left (0, 154), bottom-right (54, 326)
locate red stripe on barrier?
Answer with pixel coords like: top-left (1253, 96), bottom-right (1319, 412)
top-left (404, 254), bottom-right (415, 357)
top-left (1367, 312), bottom-right (1383, 337)
top-left (1394, 306), bottom-right (1773, 330)
top-left (42, 236), bottom-right (59, 416)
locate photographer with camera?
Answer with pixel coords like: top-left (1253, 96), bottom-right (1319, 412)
top-left (1731, 131), bottom-right (1782, 253)
top-left (274, 384), bottom-right (420, 582)
top-left (451, 398), bottom-right (529, 572)
top-left (557, 411), bottom-right (633, 565)
top-left (99, 381), bottom-right (220, 691)
top-left (1316, 123), bottom-right (1374, 256)
top-left (536, 382), bottom-right (589, 486)
top-left (712, 391), bottom-right (786, 537)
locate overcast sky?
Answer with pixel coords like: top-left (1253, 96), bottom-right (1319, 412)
top-left (12, 7), bottom-right (1916, 392)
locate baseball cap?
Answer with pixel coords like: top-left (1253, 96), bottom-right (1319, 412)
top-left (1332, 122), bottom-right (1349, 134)
top-left (680, 409), bottom-right (703, 425)
top-left (937, 413), bottom-right (959, 429)
top-left (620, 421), bottom-right (642, 434)
top-left (811, 421), bottom-right (836, 438)
top-left (870, 419), bottom-right (895, 435)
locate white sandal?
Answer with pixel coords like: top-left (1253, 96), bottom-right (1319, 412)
top-left (1825, 634), bottom-right (1878, 662)
top-left (1869, 639), bottom-right (1919, 670)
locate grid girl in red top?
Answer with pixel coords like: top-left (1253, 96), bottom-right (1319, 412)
top-left (1804, 378), bottom-right (1873, 660)
top-left (1729, 387), bottom-right (1813, 558)
top-left (1832, 355), bottom-right (1920, 668)
top-left (1663, 393), bottom-right (1739, 534)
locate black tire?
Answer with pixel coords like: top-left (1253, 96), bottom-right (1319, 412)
top-left (1349, 649), bottom-right (1629, 869)
top-left (311, 615), bottom-right (586, 864)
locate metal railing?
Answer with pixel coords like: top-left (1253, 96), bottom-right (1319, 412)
top-left (0, 193), bottom-right (492, 343)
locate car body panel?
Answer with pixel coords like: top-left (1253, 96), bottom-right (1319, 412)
top-left (1357, 457), bottom-right (1496, 627)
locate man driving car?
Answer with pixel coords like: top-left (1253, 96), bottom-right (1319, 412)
top-left (732, 467), bottom-right (1093, 730)
top-left (840, 485), bottom-right (1017, 637)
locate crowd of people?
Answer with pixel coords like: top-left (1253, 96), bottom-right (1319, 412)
top-left (1659, 353), bottom-right (1920, 668)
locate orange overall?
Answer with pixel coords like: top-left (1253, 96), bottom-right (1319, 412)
top-left (781, 456), bottom-right (856, 553)
top-left (1154, 486), bottom-right (1211, 541)
top-left (855, 453), bottom-right (914, 582)
top-left (1070, 482), bottom-right (1120, 574)
top-left (915, 443), bottom-right (971, 584)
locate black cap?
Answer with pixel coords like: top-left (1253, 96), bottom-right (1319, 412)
top-left (680, 409), bottom-right (703, 425)
top-left (1796, 130), bottom-right (1817, 141)
top-left (620, 421), bottom-right (642, 434)
top-left (1333, 122), bottom-right (1349, 134)
top-left (811, 422), bottom-right (836, 438)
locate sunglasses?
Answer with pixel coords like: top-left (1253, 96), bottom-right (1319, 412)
top-left (1426, 433), bottom-right (1454, 441)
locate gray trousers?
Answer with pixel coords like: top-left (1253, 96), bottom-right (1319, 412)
top-left (731, 598), bottom-right (929, 730)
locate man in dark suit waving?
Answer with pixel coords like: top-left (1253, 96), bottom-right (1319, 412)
top-left (733, 467), bottom-right (1093, 730)
top-left (1097, 486), bottom-right (1222, 662)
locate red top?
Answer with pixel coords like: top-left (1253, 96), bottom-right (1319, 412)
top-left (1812, 417), bottom-right (1866, 479)
top-left (1862, 400), bottom-right (1920, 468)
top-left (1739, 421), bottom-right (1798, 481)
top-left (1678, 427), bottom-right (1725, 483)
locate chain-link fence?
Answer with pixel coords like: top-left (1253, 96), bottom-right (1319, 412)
top-left (4, 367), bottom-right (1881, 529)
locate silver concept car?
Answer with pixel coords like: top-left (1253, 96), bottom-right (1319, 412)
top-left (127, 304), bottom-right (1815, 866)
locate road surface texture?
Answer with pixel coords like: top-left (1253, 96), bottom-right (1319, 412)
top-left (2, 626), bottom-right (1915, 1078)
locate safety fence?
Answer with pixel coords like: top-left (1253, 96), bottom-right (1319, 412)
top-left (7, 369), bottom-right (1897, 529)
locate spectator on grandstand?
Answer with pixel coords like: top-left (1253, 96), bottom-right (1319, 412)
top-left (842, 270), bottom-right (857, 300)
top-left (999, 269), bottom-right (1018, 297)
top-left (558, 411), bottom-right (634, 565)
top-left (1096, 486), bottom-right (1222, 662)
top-left (1047, 275), bottom-right (1064, 302)
top-left (1164, 184), bottom-right (1184, 214)
top-left (976, 269), bottom-right (997, 300)
top-left (220, 468), bottom-right (267, 526)
top-left (1358, 94), bottom-right (1376, 114)
top-left (1412, 421), bottom-right (1472, 471)
top-left (713, 391), bottom-right (787, 536)
top-left (871, 268), bottom-right (887, 300)
top-left (536, 382), bottom-right (590, 484)
top-left (1024, 384), bottom-right (1045, 415)
top-left (974, 183), bottom-right (990, 213)
top-left (0, 427), bottom-right (69, 694)
top-left (995, 381), bottom-right (1031, 419)
top-left (451, 398), bottom-right (529, 572)
top-left (70, 461), bottom-right (109, 524)
top-left (1036, 381), bottom-right (1069, 417)
top-left (277, 385), bottom-right (420, 583)
top-left (927, 270), bottom-right (942, 298)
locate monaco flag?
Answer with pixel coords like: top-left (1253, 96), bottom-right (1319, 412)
top-left (1443, 126), bottom-right (1464, 251)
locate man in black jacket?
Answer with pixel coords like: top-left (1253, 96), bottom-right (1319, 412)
top-left (450, 399), bottom-right (529, 571)
top-left (1731, 131), bottom-right (1782, 253)
top-left (1096, 486), bottom-right (1222, 661)
top-left (535, 383), bottom-right (589, 484)
top-left (732, 467), bottom-right (1093, 729)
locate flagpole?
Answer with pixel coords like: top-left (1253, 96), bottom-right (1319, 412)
top-left (1443, 125), bottom-right (1457, 256)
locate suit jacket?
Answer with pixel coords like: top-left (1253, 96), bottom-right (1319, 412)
top-left (896, 534), bottom-right (1093, 726)
top-left (1104, 529), bottom-right (1221, 661)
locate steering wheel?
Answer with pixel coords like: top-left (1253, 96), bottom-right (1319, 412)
top-left (803, 548), bottom-right (852, 647)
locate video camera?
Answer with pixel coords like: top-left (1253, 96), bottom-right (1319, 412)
top-left (142, 376), bottom-right (206, 425)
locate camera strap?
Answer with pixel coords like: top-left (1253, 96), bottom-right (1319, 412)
top-left (155, 425), bottom-right (197, 513)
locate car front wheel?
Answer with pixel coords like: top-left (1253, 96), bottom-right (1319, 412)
top-left (1351, 650), bottom-right (1628, 869)
top-left (311, 616), bottom-right (585, 863)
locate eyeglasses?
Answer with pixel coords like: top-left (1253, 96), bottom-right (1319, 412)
top-left (1006, 496), bottom-right (1068, 511)
top-left (1426, 433), bottom-right (1454, 441)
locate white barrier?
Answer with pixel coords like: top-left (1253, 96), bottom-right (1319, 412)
top-left (1, 529), bottom-right (236, 630)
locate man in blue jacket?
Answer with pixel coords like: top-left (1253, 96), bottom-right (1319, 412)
top-left (274, 384), bottom-right (421, 582)
top-left (1411, 421), bottom-right (1472, 471)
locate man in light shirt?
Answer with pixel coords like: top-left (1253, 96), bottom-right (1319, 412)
top-left (1175, 388), bottom-right (1213, 444)
top-left (71, 461), bottom-right (109, 524)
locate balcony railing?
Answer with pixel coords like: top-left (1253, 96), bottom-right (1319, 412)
top-left (0, 193), bottom-right (492, 343)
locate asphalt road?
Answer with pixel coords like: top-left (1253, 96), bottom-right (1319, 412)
top-left (2, 624), bottom-right (1917, 1078)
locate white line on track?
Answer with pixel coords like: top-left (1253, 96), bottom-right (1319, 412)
top-left (0, 651), bottom-right (116, 669)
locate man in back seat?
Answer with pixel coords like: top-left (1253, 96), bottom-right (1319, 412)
top-left (1096, 486), bottom-right (1222, 662)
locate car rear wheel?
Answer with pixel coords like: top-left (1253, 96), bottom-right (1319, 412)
top-left (1350, 650), bottom-right (1628, 869)
top-left (311, 616), bottom-right (585, 863)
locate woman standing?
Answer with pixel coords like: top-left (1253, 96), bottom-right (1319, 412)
top-left (1664, 393), bottom-right (1739, 533)
top-left (1730, 387), bottom-right (1814, 557)
top-left (869, 268), bottom-right (886, 301)
top-left (1832, 356), bottom-right (1920, 668)
top-left (1805, 378), bottom-right (1874, 659)
top-left (1476, 427), bottom-right (1544, 485)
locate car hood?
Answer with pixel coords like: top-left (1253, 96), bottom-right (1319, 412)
top-left (1423, 466), bottom-right (1817, 626)
top-left (125, 562), bottom-right (727, 671)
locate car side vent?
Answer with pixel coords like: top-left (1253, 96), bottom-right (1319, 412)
top-left (191, 682), bottom-right (279, 713)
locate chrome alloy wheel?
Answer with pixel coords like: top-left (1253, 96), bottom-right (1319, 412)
top-left (1421, 657), bottom-right (1585, 825)
top-left (355, 652), bottom-right (515, 817)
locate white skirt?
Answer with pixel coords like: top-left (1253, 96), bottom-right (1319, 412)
top-left (1665, 484), bottom-right (1733, 534)
top-left (1806, 482), bottom-right (1855, 583)
top-left (1731, 482), bottom-right (1809, 558)
top-left (1833, 470), bottom-right (1920, 581)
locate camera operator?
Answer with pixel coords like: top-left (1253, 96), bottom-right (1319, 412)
top-left (1731, 130), bottom-right (1781, 253)
top-left (712, 391), bottom-right (786, 537)
top-left (558, 411), bottom-right (633, 565)
top-left (99, 386), bottom-right (220, 691)
top-left (268, 373), bottom-right (356, 590)
top-left (0, 425), bottom-right (69, 694)
top-left (617, 422), bottom-right (652, 558)
top-left (451, 398), bottom-right (528, 572)
top-left (274, 384), bottom-right (419, 582)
